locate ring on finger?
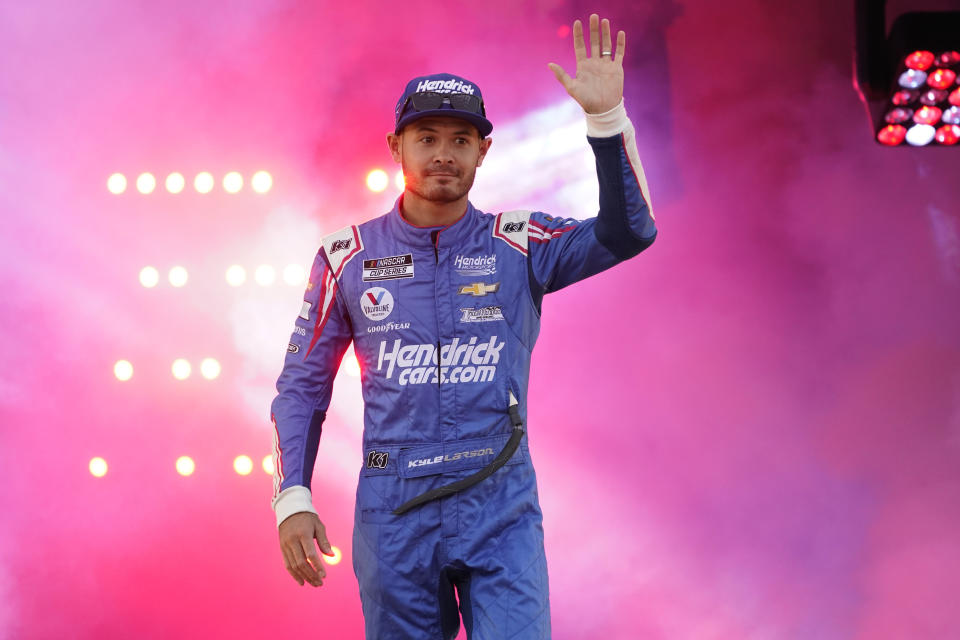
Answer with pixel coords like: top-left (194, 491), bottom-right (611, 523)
top-left (601, 50), bottom-right (612, 57)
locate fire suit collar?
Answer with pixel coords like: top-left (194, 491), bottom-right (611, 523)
top-left (390, 196), bottom-right (480, 249)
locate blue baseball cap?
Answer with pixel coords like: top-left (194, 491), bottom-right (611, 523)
top-left (394, 73), bottom-right (493, 137)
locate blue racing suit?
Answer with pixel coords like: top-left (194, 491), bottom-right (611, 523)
top-left (270, 102), bottom-right (657, 639)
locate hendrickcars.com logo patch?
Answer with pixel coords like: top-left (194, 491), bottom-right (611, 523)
top-left (377, 336), bottom-right (504, 385)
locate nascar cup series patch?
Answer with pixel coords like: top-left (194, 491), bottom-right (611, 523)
top-left (361, 287), bottom-right (394, 321)
top-left (363, 254), bottom-right (414, 281)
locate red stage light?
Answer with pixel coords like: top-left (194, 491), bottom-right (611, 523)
top-left (936, 51), bottom-right (960, 67)
top-left (927, 68), bottom-right (957, 90)
top-left (919, 89), bottom-right (947, 106)
top-left (905, 50), bottom-right (935, 71)
top-left (914, 106), bottom-right (942, 125)
top-left (877, 124), bottom-right (907, 146)
top-left (951, 88), bottom-right (960, 107)
top-left (891, 90), bottom-right (918, 106)
top-left (935, 124), bottom-right (960, 145)
top-left (557, 25), bottom-right (570, 38)
top-left (884, 108), bottom-right (913, 124)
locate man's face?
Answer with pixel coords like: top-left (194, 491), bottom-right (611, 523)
top-left (388, 117), bottom-right (492, 204)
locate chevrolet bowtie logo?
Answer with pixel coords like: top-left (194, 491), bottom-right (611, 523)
top-left (458, 282), bottom-right (500, 297)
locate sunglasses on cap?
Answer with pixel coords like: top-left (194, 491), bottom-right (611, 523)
top-left (397, 91), bottom-right (487, 118)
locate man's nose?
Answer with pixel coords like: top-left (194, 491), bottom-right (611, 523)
top-left (431, 140), bottom-right (456, 162)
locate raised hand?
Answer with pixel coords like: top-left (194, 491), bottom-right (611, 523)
top-left (548, 14), bottom-right (625, 114)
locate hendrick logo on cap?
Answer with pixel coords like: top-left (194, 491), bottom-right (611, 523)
top-left (414, 78), bottom-right (476, 95)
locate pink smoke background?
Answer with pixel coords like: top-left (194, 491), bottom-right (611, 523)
top-left (2, 1), bottom-right (959, 638)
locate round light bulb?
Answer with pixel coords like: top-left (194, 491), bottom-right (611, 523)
top-left (114, 360), bottom-right (134, 381)
top-left (107, 173), bottom-right (127, 194)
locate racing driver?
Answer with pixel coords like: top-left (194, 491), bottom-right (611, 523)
top-left (270, 14), bottom-right (657, 640)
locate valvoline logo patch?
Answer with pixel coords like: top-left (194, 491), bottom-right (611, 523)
top-left (360, 287), bottom-right (394, 321)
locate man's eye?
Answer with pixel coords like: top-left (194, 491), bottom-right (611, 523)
top-left (456, 138), bottom-right (467, 144)
top-left (420, 136), bottom-right (434, 143)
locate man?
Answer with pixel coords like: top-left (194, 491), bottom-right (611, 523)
top-left (270, 14), bottom-right (656, 639)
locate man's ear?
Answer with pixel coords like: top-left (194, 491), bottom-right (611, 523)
top-left (476, 137), bottom-right (492, 167)
top-left (386, 132), bottom-right (402, 163)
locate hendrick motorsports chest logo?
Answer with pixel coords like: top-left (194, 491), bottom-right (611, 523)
top-left (454, 254), bottom-right (496, 276)
top-left (459, 306), bottom-right (504, 323)
top-left (377, 336), bottom-right (504, 385)
top-left (363, 254), bottom-right (414, 281)
top-left (458, 282), bottom-right (499, 297)
top-left (360, 287), bottom-right (394, 321)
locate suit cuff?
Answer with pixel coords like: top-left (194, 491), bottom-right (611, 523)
top-left (272, 485), bottom-right (318, 528)
top-left (585, 100), bottom-right (629, 137)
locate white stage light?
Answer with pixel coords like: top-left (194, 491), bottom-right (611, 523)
top-left (226, 265), bottom-right (247, 287)
top-left (194, 172), bottom-right (214, 194)
top-left (172, 358), bottom-right (191, 380)
top-left (89, 457), bottom-right (108, 477)
top-left (136, 173), bottom-right (156, 194)
top-left (200, 358), bottom-right (221, 380)
top-left (139, 266), bottom-right (159, 288)
top-left (255, 265), bottom-right (276, 286)
top-left (283, 264), bottom-right (306, 286)
top-left (114, 360), bottom-right (134, 381)
top-left (107, 173), bottom-right (127, 194)
top-left (252, 171), bottom-right (273, 193)
top-left (366, 169), bottom-right (389, 192)
top-left (223, 172), bottom-right (243, 194)
top-left (176, 456), bottom-right (195, 476)
top-left (165, 172), bottom-right (185, 194)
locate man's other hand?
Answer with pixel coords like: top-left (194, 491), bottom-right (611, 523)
top-left (278, 512), bottom-right (335, 587)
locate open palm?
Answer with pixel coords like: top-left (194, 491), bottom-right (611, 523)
top-left (549, 14), bottom-right (625, 114)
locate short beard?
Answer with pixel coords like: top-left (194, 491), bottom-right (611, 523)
top-left (405, 170), bottom-right (476, 204)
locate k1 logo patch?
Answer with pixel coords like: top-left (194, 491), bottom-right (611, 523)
top-left (360, 287), bottom-right (394, 321)
top-left (330, 238), bottom-right (353, 253)
top-left (366, 450), bottom-right (389, 469)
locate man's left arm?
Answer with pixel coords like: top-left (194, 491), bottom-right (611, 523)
top-left (529, 13), bottom-right (657, 297)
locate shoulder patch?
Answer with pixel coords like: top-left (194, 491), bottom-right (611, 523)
top-left (492, 210), bottom-right (532, 256)
top-left (322, 225), bottom-right (364, 277)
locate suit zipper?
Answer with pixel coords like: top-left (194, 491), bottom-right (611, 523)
top-left (431, 229), bottom-right (442, 390)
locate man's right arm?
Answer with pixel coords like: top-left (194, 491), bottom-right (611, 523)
top-left (270, 247), bottom-right (353, 527)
